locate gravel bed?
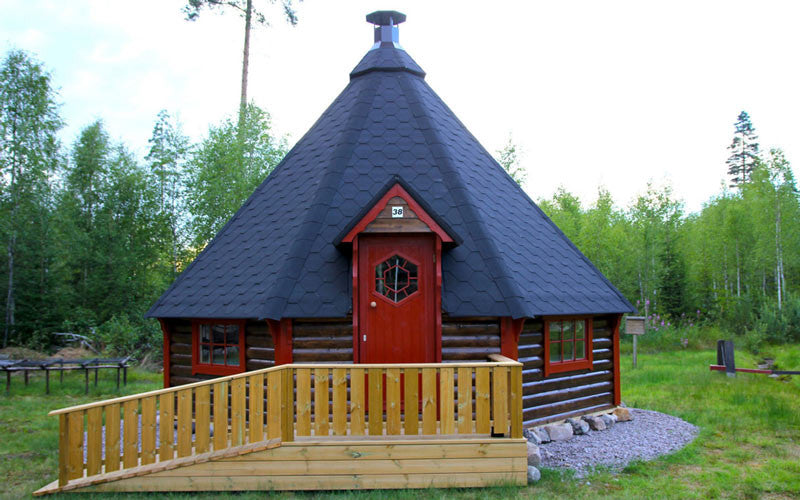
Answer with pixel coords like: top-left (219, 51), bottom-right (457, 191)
top-left (539, 408), bottom-right (698, 478)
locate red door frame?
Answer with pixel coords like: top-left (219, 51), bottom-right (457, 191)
top-left (352, 234), bottom-right (442, 363)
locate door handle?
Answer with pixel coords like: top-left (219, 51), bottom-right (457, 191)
top-left (370, 301), bottom-right (377, 308)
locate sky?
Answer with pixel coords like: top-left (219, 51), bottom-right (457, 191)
top-left (2, 0), bottom-right (799, 213)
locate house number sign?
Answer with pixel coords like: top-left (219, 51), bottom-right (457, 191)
top-left (391, 206), bottom-right (404, 218)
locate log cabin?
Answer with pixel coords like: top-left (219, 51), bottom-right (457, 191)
top-left (37, 11), bottom-right (634, 495)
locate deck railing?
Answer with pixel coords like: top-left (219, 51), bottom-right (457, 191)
top-left (50, 354), bottom-right (522, 487)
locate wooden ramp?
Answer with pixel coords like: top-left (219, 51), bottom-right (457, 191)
top-left (36, 356), bottom-right (526, 494)
top-left (36, 436), bottom-right (526, 494)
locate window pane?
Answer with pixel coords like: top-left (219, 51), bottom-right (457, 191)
top-left (563, 340), bottom-right (573, 361)
top-left (213, 346), bottom-right (225, 365)
top-left (563, 320), bottom-right (574, 342)
top-left (575, 320), bottom-right (585, 341)
top-left (200, 324), bottom-right (210, 343)
top-left (212, 325), bottom-right (225, 344)
top-left (575, 340), bottom-right (585, 360)
top-left (550, 321), bottom-right (562, 341)
top-left (226, 345), bottom-right (240, 366)
top-left (226, 325), bottom-right (238, 345)
top-left (201, 345), bottom-right (210, 363)
top-left (549, 341), bottom-right (561, 363)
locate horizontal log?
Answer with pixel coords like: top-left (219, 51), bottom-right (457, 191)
top-left (172, 333), bottom-right (191, 345)
top-left (592, 338), bottom-right (612, 350)
top-left (170, 375), bottom-right (215, 387)
top-left (441, 336), bottom-right (500, 348)
top-left (524, 403), bottom-right (614, 428)
top-left (246, 347), bottom-right (275, 361)
top-left (592, 318), bottom-right (610, 329)
top-left (522, 368), bottom-right (543, 383)
top-left (170, 365), bottom-right (193, 377)
top-left (442, 347), bottom-right (500, 361)
top-left (518, 345), bottom-right (542, 358)
top-left (519, 333), bottom-right (543, 345)
top-left (171, 353), bottom-right (192, 366)
top-left (524, 381), bottom-right (613, 408)
top-left (246, 334), bottom-right (274, 348)
top-left (293, 323), bottom-right (352, 337)
top-left (245, 323), bottom-right (270, 335)
top-left (441, 323), bottom-right (499, 336)
top-left (521, 321), bottom-right (543, 334)
top-left (524, 370), bottom-right (612, 395)
top-left (293, 349), bottom-right (352, 362)
top-left (593, 348), bottom-right (612, 361)
top-left (523, 392), bottom-right (613, 421)
top-left (172, 323), bottom-right (192, 334)
top-left (293, 338), bottom-right (352, 349)
top-left (520, 356), bottom-right (542, 369)
top-left (170, 343), bottom-right (192, 356)
top-left (246, 359), bottom-right (275, 371)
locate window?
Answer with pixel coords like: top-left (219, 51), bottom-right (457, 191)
top-left (375, 254), bottom-right (419, 303)
top-left (192, 320), bottom-right (246, 376)
top-left (543, 317), bottom-right (593, 376)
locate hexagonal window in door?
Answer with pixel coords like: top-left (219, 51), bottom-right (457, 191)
top-left (375, 255), bottom-right (419, 303)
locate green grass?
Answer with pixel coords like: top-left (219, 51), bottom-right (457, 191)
top-left (2, 347), bottom-right (799, 499)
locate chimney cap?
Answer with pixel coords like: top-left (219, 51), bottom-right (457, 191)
top-left (366, 10), bottom-right (406, 26)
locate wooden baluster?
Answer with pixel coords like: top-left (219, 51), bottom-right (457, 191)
top-left (267, 371), bottom-right (281, 441)
top-left (385, 368), bottom-right (401, 435)
top-left (350, 368), bottom-right (365, 435)
top-left (510, 364), bottom-right (523, 438)
top-left (457, 367), bottom-right (473, 434)
top-left (296, 369), bottom-right (311, 436)
top-left (421, 368), bottom-right (437, 435)
top-left (314, 368), bottom-right (330, 437)
top-left (475, 367), bottom-right (491, 434)
top-left (248, 373), bottom-right (264, 443)
top-left (332, 368), bottom-right (348, 436)
top-left (141, 396), bottom-right (157, 465)
top-left (86, 407), bottom-right (102, 476)
top-left (281, 368), bottom-right (293, 442)
top-left (439, 367), bottom-right (455, 435)
top-left (123, 400), bottom-right (139, 468)
top-left (67, 410), bottom-right (84, 480)
top-left (492, 366), bottom-right (509, 436)
top-left (403, 368), bottom-right (419, 436)
top-left (58, 414), bottom-right (69, 486)
top-left (368, 368), bottom-right (383, 436)
top-left (195, 386), bottom-right (210, 453)
top-left (158, 394), bottom-right (173, 462)
top-left (231, 378), bottom-right (246, 446)
top-left (177, 389), bottom-right (193, 457)
top-left (105, 403), bottom-right (121, 471)
top-left (212, 382), bottom-right (227, 451)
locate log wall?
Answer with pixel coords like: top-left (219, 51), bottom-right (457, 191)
top-left (442, 317), bottom-right (501, 362)
top-left (167, 319), bottom-right (274, 387)
top-left (292, 319), bottom-right (353, 363)
top-left (519, 316), bottom-right (616, 427)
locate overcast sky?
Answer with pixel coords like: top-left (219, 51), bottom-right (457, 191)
top-left (2, 0), bottom-right (799, 213)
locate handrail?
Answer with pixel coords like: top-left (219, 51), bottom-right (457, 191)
top-left (51, 356), bottom-right (523, 488)
top-left (49, 357), bottom-right (521, 416)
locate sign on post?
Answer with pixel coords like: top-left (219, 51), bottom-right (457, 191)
top-left (625, 316), bottom-right (646, 368)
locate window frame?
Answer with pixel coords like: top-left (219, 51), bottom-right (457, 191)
top-left (543, 316), bottom-right (593, 376)
top-left (191, 319), bottom-right (246, 376)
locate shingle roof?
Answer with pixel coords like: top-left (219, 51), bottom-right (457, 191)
top-left (146, 37), bottom-right (634, 320)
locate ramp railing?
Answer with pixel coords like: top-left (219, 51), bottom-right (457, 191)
top-left (50, 354), bottom-right (522, 487)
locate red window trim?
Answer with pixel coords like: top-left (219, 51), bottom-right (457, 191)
top-left (543, 316), bottom-right (593, 376)
top-left (192, 319), bottom-right (246, 376)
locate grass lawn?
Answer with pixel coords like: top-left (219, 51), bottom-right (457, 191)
top-left (1, 346), bottom-right (798, 500)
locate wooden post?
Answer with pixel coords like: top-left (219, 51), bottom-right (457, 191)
top-left (84, 366), bottom-right (88, 394)
top-left (633, 335), bottom-right (638, 368)
top-left (509, 364), bottom-right (523, 439)
top-left (45, 369), bottom-right (50, 395)
top-left (58, 414), bottom-right (69, 487)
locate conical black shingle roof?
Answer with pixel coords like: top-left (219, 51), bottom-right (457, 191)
top-left (147, 15), bottom-right (633, 320)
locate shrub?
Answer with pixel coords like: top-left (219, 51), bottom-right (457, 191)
top-left (95, 315), bottom-right (161, 360)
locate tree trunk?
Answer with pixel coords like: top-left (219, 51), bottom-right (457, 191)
top-left (4, 236), bottom-right (14, 348)
top-left (735, 241), bottom-right (741, 298)
top-left (238, 0), bottom-right (252, 132)
top-left (775, 192), bottom-right (783, 310)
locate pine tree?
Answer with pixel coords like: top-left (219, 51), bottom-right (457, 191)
top-left (727, 111), bottom-right (760, 187)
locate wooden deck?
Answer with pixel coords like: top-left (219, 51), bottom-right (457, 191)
top-left (36, 436), bottom-right (526, 494)
top-left (36, 355), bottom-right (525, 494)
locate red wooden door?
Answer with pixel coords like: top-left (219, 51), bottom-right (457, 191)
top-left (358, 234), bottom-right (435, 363)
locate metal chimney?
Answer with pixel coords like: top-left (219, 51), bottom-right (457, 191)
top-left (366, 10), bottom-right (406, 50)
